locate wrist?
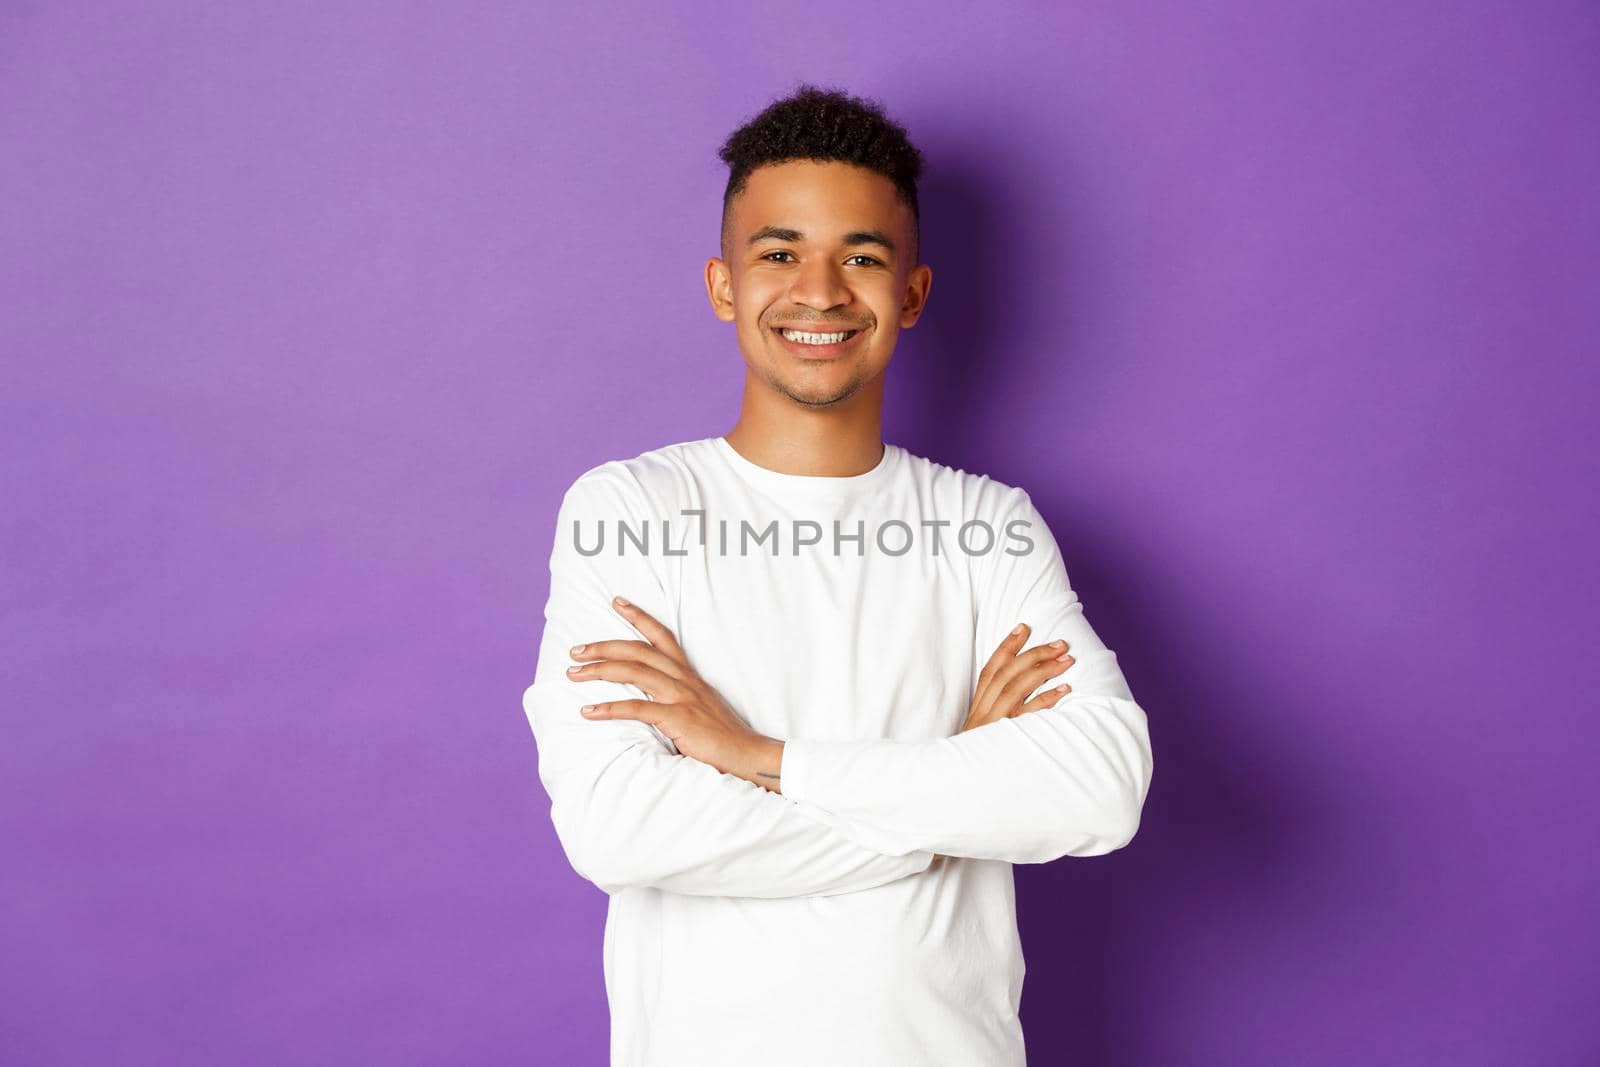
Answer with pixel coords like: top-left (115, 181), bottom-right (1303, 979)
top-left (747, 735), bottom-right (784, 793)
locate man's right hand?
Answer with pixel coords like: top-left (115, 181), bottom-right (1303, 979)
top-left (959, 622), bottom-right (1075, 734)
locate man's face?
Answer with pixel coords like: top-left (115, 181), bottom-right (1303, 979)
top-left (706, 160), bottom-right (932, 408)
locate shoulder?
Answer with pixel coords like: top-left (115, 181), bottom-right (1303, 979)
top-left (892, 447), bottom-right (1059, 581)
top-left (558, 437), bottom-right (716, 516)
top-left (892, 444), bottom-right (1035, 522)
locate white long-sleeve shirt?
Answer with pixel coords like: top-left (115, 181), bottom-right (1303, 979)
top-left (522, 435), bottom-right (1153, 1067)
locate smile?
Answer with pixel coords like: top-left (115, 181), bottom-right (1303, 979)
top-left (770, 325), bottom-right (865, 360)
top-left (778, 328), bottom-right (858, 344)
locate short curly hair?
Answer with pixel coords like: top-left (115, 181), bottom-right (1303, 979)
top-left (717, 82), bottom-right (925, 264)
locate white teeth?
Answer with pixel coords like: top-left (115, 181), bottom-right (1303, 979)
top-left (781, 329), bottom-right (854, 345)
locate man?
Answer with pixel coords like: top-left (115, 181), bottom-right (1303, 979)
top-left (522, 83), bottom-right (1154, 1067)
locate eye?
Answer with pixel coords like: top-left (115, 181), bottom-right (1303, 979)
top-left (760, 250), bottom-right (883, 266)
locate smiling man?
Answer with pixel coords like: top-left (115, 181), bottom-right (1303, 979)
top-left (522, 83), bottom-right (1154, 1067)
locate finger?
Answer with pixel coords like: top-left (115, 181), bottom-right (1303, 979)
top-left (569, 638), bottom-right (689, 682)
top-left (973, 633), bottom-right (1050, 725)
top-left (566, 658), bottom-right (687, 702)
top-left (611, 595), bottom-right (689, 665)
top-left (1015, 683), bottom-right (1072, 717)
top-left (988, 640), bottom-right (1069, 701)
top-left (976, 624), bottom-right (1030, 691)
top-left (579, 698), bottom-right (674, 726)
top-left (992, 652), bottom-right (1068, 716)
top-left (995, 651), bottom-right (1073, 710)
top-left (972, 623), bottom-right (1031, 721)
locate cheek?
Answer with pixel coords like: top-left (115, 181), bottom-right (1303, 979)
top-left (861, 280), bottom-right (902, 316)
top-left (734, 283), bottom-right (782, 327)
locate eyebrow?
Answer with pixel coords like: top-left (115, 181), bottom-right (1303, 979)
top-left (746, 225), bottom-right (896, 255)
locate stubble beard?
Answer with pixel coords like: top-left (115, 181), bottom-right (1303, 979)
top-left (770, 361), bottom-right (866, 407)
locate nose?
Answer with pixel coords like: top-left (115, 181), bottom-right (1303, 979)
top-left (786, 256), bottom-right (851, 311)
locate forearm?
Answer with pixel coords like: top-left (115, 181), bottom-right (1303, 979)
top-left (527, 659), bottom-right (935, 898)
top-left (776, 652), bottom-right (1153, 863)
top-left (726, 736), bottom-right (786, 793)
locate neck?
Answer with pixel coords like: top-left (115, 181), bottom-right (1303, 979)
top-left (724, 376), bottom-right (886, 477)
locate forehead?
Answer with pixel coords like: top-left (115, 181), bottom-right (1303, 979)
top-left (733, 160), bottom-right (906, 237)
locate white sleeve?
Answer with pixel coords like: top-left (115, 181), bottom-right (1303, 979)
top-left (522, 465), bottom-right (935, 897)
top-left (778, 488), bottom-right (1154, 864)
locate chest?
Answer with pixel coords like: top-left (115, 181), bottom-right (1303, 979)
top-left (667, 514), bottom-right (977, 743)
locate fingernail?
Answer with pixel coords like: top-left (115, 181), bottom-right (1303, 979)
top-left (1051, 640), bottom-right (1066, 649)
top-left (614, 596), bottom-right (631, 609)
top-left (1056, 651), bottom-right (1073, 662)
top-left (1011, 624), bottom-right (1025, 635)
top-left (570, 644), bottom-right (586, 656)
top-left (567, 665), bottom-right (582, 673)
top-left (580, 705), bottom-right (598, 716)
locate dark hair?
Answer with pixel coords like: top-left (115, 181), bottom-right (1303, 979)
top-left (717, 82), bottom-right (925, 263)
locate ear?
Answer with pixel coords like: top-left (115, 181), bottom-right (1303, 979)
top-left (899, 263), bottom-right (933, 328)
top-left (705, 257), bottom-right (736, 323)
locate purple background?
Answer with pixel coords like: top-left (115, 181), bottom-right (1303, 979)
top-left (3, 3), bottom-right (1595, 1064)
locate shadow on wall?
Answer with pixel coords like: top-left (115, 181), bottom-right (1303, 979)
top-left (897, 137), bottom-right (1339, 1064)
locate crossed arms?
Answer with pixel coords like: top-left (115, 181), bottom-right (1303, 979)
top-left (520, 465), bottom-right (1154, 897)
